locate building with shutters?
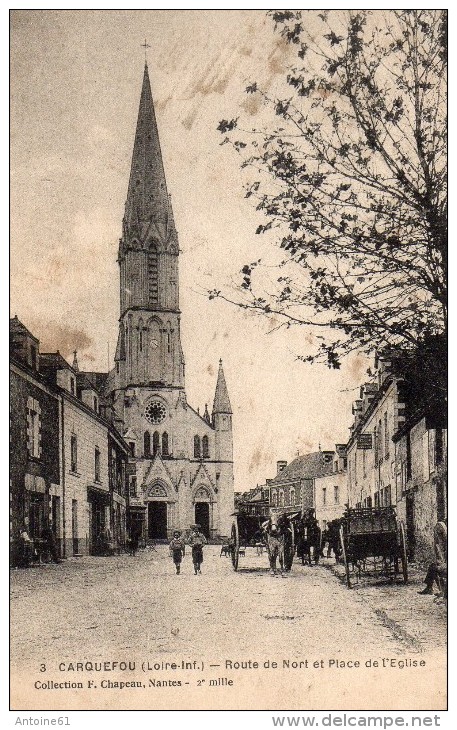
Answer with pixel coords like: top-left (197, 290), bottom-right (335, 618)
top-left (346, 344), bottom-right (447, 562)
top-left (267, 451), bottom-right (335, 516)
top-left (10, 317), bottom-right (130, 563)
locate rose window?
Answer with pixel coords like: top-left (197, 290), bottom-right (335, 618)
top-left (144, 400), bottom-right (167, 424)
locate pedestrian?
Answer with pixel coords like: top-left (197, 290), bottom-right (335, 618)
top-left (418, 519), bottom-right (447, 601)
top-left (19, 525), bottom-right (34, 568)
top-left (129, 524), bottom-right (141, 556)
top-left (41, 525), bottom-right (61, 564)
top-left (321, 527), bottom-right (330, 558)
top-left (188, 525), bottom-right (206, 575)
top-left (99, 526), bottom-right (113, 556)
top-left (307, 510), bottom-right (321, 564)
top-left (265, 523), bottom-right (282, 576)
top-left (169, 531), bottom-right (186, 574)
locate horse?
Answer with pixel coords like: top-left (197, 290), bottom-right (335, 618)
top-left (262, 515), bottom-right (292, 575)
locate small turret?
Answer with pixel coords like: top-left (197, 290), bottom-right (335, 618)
top-left (212, 359), bottom-right (232, 416)
top-left (72, 350), bottom-right (79, 373)
top-left (212, 360), bottom-right (233, 462)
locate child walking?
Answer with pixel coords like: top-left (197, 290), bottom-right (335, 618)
top-left (169, 531), bottom-right (186, 574)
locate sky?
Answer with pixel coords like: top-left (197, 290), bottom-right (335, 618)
top-left (10, 9), bottom-right (368, 491)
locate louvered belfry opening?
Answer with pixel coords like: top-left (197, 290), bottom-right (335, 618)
top-left (148, 244), bottom-right (159, 304)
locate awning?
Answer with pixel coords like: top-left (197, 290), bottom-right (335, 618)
top-left (87, 485), bottom-right (110, 502)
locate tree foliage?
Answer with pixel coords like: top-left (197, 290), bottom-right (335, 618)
top-left (215, 10), bottom-right (447, 368)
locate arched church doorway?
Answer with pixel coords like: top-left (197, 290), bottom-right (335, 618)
top-left (148, 502), bottom-right (167, 540)
top-left (195, 503), bottom-right (210, 538)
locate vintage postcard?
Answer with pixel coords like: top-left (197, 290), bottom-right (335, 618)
top-left (10, 9), bottom-right (447, 712)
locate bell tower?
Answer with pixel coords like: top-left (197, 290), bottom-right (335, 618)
top-left (114, 63), bottom-right (185, 395)
top-left (108, 62), bottom-right (234, 539)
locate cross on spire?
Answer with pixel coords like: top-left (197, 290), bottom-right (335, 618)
top-left (141, 38), bottom-right (151, 64)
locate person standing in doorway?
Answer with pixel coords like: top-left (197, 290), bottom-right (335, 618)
top-left (19, 525), bottom-right (34, 568)
top-left (129, 523), bottom-right (141, 556)
top-left (169, 531), bottom-right (186, 574)
top-left (188, 525), bottom-right (207, 575)
top-left (41, 525), bottom-right (61, 564)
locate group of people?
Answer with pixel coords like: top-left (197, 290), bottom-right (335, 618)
top-left (169, 525), bottom-right (207, 575)
top-left (17, 525), bottom-right (61, 567)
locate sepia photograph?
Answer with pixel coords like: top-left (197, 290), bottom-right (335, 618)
top-left (9, 8), bottom-right (447, 713)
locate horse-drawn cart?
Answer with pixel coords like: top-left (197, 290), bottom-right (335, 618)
top-left (339, 506), bottom-right (408, 588)
top-left (229, 510), bottom-right (299, 572)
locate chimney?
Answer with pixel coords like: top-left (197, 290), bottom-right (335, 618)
top-left (277, 460), bottom-right (287, 475)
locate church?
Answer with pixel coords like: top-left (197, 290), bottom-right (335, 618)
top-left (106, 64), bottom-right (235, 540)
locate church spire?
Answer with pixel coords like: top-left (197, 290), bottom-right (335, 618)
top-left (124, 63), bottom-right (170, 235)
top-left (212, 359), bottom-right (232, 415)
top-left (72, 350), bottom-right (79, 372)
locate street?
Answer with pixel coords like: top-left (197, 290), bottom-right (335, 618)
top-left (10, 546), bottom-right (446, 710)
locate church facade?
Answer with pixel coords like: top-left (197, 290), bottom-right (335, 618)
top-left (107, 64), bottom-right (234, 540)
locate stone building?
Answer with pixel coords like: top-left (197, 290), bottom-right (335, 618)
top-left (313, 445), bottom-right (348, 530)
top-left (236, 485), bottom-right (270, 517)
top-left (10, 318), bottom-right (61, 564)
top-left (106, 64), bottom-right (234, 539)
top-left (391, 338), bottom-right (447, 561)
top-left (268, 451), bottom-right (335, 516)
top-left (346, 355), bottom-right (406, 511)
top-left (10, 318), bottom-right (130, 563)
top-left (394, 411), bottom-right (446, 562)
top-left (346, 344), bottom-right (447, 561)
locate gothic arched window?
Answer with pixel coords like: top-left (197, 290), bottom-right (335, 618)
top-left (194, 435), bottom-right (201, 459)
top-left (144, 431), bottom-right (151, 458)
top-left (202, 435), bottom-right (209, 459)
top-left (148, 244), bottom-right (159, 304)
top-left (162, 432), bottom-right (169, 456)
top-left (153, 431), bottom-right (160, 456)
top-left (290, 488), bottom-right (295, 506)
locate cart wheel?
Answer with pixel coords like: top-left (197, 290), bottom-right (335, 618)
top-left (399, 521), bottom-right (408, 584)
top-left (231, 520), bottom-right (240, 571)
top-left (339, 525), bottom-right (351, 588)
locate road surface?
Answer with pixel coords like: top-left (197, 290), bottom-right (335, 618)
top-left (10, 545), bottom-right (446, 710)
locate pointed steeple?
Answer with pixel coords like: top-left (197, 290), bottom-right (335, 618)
top-left (212, 359), bottom-right (232, 414)
top-left (203, 403), bottom-right (211, 424)
top-left (124, 64), bottom-right (170, 236)
top-left (72, 350), bottom-right (79, 372)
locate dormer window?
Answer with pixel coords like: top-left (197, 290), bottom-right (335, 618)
top-left (70, 377), bottom-right (75, 395)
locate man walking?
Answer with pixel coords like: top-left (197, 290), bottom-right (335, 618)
top-left (188, 525), bottom-right (207, 575)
